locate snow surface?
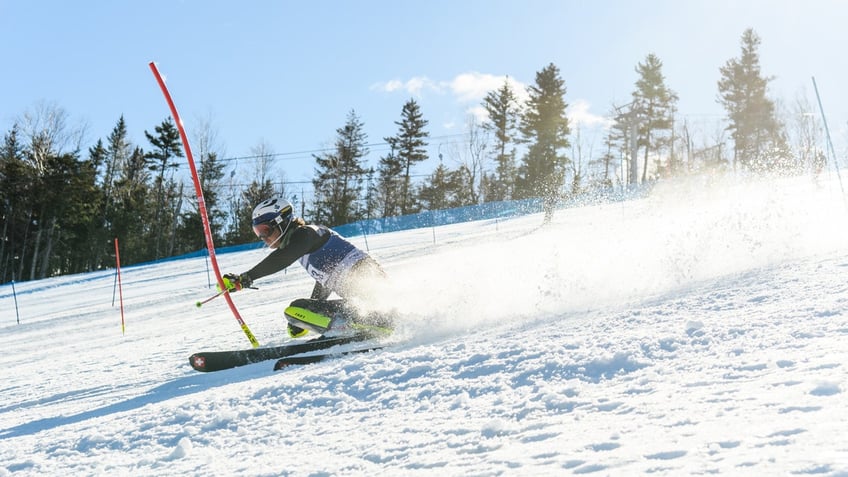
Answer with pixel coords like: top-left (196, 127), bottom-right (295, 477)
top-left (2, 175), bottom-right (848, 476)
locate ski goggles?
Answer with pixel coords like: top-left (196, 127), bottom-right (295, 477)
top-left (252, 222), bottom-right (277, 240)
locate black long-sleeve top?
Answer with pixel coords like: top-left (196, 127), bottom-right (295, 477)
top-left (243, 225), bottom-right (333, 300)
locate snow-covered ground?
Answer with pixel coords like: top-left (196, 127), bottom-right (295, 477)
top-left (2, 174), bottom-right (847, 476)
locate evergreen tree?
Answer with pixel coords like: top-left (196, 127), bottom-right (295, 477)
top-left (112, 147), bottom-right (152, 264)
top-left (311, 110), bottom-right (368, 226)
top-left (105, 116), bottom-right (132, 207)
top-left (84, 140), bottom-right (109, 270)
top-left (384, 99), bottom-right (429, 216)
top-left (89, 116), bottom-right (133, 269)
top-left (144, 118), bottom-right (183, 259)
top-left (40, 150), bottom-right (99, 276)
top-left (362, 167), bottom-right (378, 222)
top-left (609, 100), bottom-right (650, 185)
top-left (450, 164), bottom-right (476, 207)
top-left (177, 151), bottom-right (227, 252)
top-left (632, 53), bottom-right (678, 181)
top-left (419, 162), bottom-right (453, 211)
top-left (235, 179), bottom-right (275, 244)
top-left (718, 28), bottom-right (786, 172)
top-left (482, 78), bottom-right (520, 201)
top-left (0, 125), bottom-right (29, 283)
top-left (376, 137), bottom-right (404, 218)
top-left (516, 63), bottom-right (571, 222)
top-left (201, 151), bottom-right (227, 243)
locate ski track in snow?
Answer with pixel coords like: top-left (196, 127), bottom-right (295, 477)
top-left (1, 175), bottom-right (848, 476)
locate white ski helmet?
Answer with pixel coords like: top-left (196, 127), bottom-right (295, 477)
top-left (251, 197), bottom-right (294, 238)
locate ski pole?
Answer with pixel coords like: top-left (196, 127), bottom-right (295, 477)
top-left (196, 289), bottom-right (226, 308)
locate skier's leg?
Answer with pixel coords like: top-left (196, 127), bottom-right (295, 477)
top-left (285, 298), bottom-right (393, 336)
top-left (284, 298), bottom-right (349, 335)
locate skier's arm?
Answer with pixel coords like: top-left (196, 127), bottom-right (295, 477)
top-left (243, 227), bottom-right (318, 281)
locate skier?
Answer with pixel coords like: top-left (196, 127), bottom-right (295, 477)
top-left (221, 197), bottom-right (392, 338)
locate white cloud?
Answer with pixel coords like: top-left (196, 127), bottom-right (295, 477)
top-left (379, 79), bottom-right (404, 93)
top-left (445, 72), bottom-right (503, 102)
top-left (444, 72), bottom-right (530, 106)
top-left (568, 99), bottom-right (612, 129)
top-left (370, 77), bottom-right (441, 97)
top-left (465, 105), bottom-right (489, 125)
top-left (373, 72), bottom-right (529, 106)
top-left (375, 73), bottom-right (611, 133)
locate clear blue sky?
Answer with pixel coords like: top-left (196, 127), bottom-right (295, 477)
top-left (2, 0), bottom-right (847, 192)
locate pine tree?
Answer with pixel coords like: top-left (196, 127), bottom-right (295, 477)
top-left (376, 137), bottom-right (404, 218)
top-left (362, 167), bottom-right (379, 222)
top-left (90, 116), bottom-right (133, 269)
top-left (386, 99), bottom-right (429, 216)
top-left (482, 78), bottom-right (520, 201)
top-left (449, 164), bottom-right (476, 207)
top-left (0, 125), bottom-right (28, 283)
top-left (84, 140), bottom-right (109, 270)
top-left (311, 110), bottom-right (368, 226)
top-left (516, 63), bottom-right (571, 222)
top-left (144, 118), bottom-right (183, 259)
top-left (236, 179), bottom-right (275, 244)
top-left (112, 147), bottom-right (152, 264)
top-left (105, 116), bottom-right (132, 210)
top-left (177, 151), bottom-right (227, 252)
top-left (40, 150), bottom-right (99, 276)
top-left (718, 28), bottom-right (786, 172)
top-left (632, 53), bottom-right (678, 181)
top-left (179, 118), bottom-right (228, 251)
top-left (419, 162), bottom-right (453, 211)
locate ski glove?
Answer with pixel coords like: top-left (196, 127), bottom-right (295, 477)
top-left (219, 273), bottom-right (253, 293)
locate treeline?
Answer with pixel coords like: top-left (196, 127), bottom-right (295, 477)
top-left (0, 28), bottom-right (830, 283)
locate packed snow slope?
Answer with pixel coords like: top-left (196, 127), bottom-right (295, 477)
top-left (1, 174), bottom-right (847, 476)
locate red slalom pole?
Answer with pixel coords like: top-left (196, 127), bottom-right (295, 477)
top-left (114, 237), bottom-right (126, 335)
top-left (149, 62), bottom-right (260, 348)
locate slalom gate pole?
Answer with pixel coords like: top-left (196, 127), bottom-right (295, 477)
top-left (430, 210), bottom-right (437, 245)
top-left (114, 238), bottom-right (126, 335)
top-left (359, 222), bottom-right (370, 252)
top-left (811, 76), bottom-right (847, 208)
top-left (149, 62), bottom-right (260, 348)
top-left (205, 247), bottom-right (212, 288)
top-left (11, 274), bottom-right (20, 325)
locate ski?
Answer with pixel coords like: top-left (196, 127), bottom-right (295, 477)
top-left (273, 345), bottom-right (383, 371)
top-left (188, 332), bottom-right (378, 372)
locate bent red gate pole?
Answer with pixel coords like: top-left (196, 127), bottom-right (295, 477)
top-left (115, 237), bottom-right (126, 335)
top-left (148, 62), bottom-right (260, 348)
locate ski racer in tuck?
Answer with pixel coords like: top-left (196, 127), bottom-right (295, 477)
top-left (221, 197), bottom-right (392, 338)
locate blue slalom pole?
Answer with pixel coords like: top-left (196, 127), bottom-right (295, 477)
top-left (205, 247), bottom-right (212, 288)
top-left (11, 275), bottom-right (20, 324)
top-left (812, 76), bottom-right (847, 204)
